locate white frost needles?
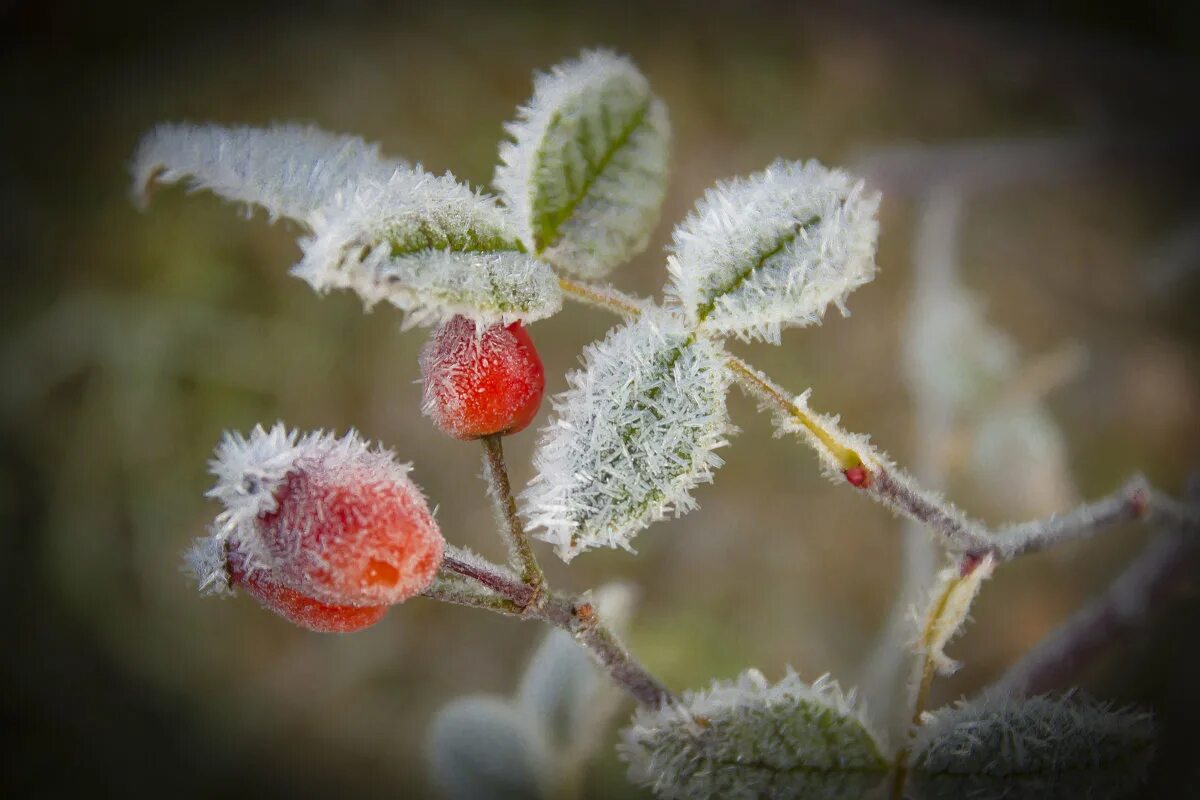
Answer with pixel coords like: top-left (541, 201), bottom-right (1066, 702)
top-left (667, 159), bottom-right (880, 344)
top-left (522, 311), bottom-right (731, 562)
top-left (495, 49), bottom-right (670, 279)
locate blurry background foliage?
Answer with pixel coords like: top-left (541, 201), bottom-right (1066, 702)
top-left (2, 1), bottom-right (1199, 797)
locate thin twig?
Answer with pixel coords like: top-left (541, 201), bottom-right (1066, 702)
top-left (434, 550), bottom-right (674, 708)
top-left (481, 434), bottom-right (546, 592)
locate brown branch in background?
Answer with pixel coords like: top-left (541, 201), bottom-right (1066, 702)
top-left (991, 524), bottom-right (1199, 698)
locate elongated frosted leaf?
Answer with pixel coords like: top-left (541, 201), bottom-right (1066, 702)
top-left (912, 693), bottom-right (1154, 800)
top-left (294, 167), bottom-right (561, 326)
top-left (495, 49), bottom-right (670, 278)
top-left (667, 160), bottom-right (879, 343)
top-left (522, 311), bottom-right (731, 561)
top-left (131, 123), bottom-right (403, 223)
top-left (621, 669), bottom-right (888, 800)
top-left (427, 695), bottom-right (550, 800)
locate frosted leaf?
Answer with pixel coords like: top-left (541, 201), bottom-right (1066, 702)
top-left (131, 123), bottom-right (403, 223)
top-left (195, 423), bottom-right (425, 592)
top-left (427, 695), bottom-right (551, 800)
top-left (621, 668), bottom-right (888, 800)
top-left (522, 310), bottom-right (732, 561)
top-left (667, 160), bottom-right (879, 343)
top-left (495, 49), bottom-right (671, 278)
top-left (911, 693), bottom-right (1154, 800)
top-left (294, 166), bottom-right (561, 326)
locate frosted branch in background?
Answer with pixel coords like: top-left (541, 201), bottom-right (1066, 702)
top-left (666, 159), bottom-right (879, 343)
top-left (132, 122), bottom-right (403, 223)
top-left (495, 49), bottom-right (670, 278)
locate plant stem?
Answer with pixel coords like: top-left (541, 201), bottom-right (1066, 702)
top-left (436, 550), bottom-right (674, 708)
top-left (481, 434), bottom-right (546, 592)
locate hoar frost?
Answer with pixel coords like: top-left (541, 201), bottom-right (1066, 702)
top-left (621, 668), bottom-right (887, 800)
top-left (522, 310), bottom-right (731, 561)
top-left (667, 159), bottom-right (880, 343)
top-left (495, 49), bottom-right (671, 278)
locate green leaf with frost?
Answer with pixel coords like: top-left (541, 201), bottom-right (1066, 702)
top-left (911, 692), bottom-right (1154, 800)
top-left (289, 165), bottom-right (563, 327)
top-left (621, 668), bottom-right (889, 800)
top-left (132, 123), bottom-right (561, 326)
top-left (521, 310), bottom-right (731, 561)
top-left (131, 123), bottom-right (403, 223)
top-left (667, 160), bottom-right (879, 343)
top-left (495, 49), bottom-right (671, 278)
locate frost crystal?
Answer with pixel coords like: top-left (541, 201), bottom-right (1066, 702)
top-left (495, 49), bottom-right (671, 278)
top-left (522, 311), bottom-right (732, 561)
top-left (621, 668), bottom-right (888, 800)
top-left (667, 159), bottom-right (879, 343)
top-left (294, 167), bottom-right (561, 326)
top-left (912, 692), bottom-right (1154, 799)
top-left (131, 123), bottom-right (403, 223)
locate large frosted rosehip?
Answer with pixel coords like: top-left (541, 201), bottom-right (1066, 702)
top-left (419, 315), bottom-right (545, 440)
top-left (187, 424), bottom-right (444, 632)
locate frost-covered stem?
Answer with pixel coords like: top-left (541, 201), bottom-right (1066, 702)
top-left (437, 549), bottom-right (673, 708)
top-left (990, 475), bottom-right (1200, 561)
top-left (421, 574), bottom-right (525, 615)
top-left (541, 594), bottom-right (674, 708)
top-left (558, 275), bottom-right (646, 318)
top-left (440, 553), bottom-right (536, 609)
top-left (725, 355), bottom-right (864, 470)
top-left (481, 434), bottom-right (546, 591)
top-left (991, 522), bottom-right (1199, 697)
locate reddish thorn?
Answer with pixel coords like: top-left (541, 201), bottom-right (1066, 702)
top-left (1128, 487), bottom-right (1149, 519)
top-left (960, 552), bottom-right (985, 577)
top-left (844, 466), bottom-right (870, 488)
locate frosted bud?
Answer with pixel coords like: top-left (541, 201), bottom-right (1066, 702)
top-left (521, 310), bottom-right (732, 561)
top-left (495, 49), bottom-right (671, 278)
top-left (667, 159), bottom-right (879, 343)
top-left (621, 668), bottom-right (888, 799)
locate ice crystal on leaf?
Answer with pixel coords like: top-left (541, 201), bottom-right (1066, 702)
top-left (621, 668), bottom-right (888, 800)
top-left (522, 310), bottom-right (731, 561)
top-left (131, 123), bottom-right (403, 224)
top-left (133, 124), bottom-right (561, 327)
top-left (667, 159), bottom-right (879, 343)
top-left (911, 692), bottom-right (1154, 799)
top-left (294, 166), bottom-right (561, 327)
top-left (495, 49), bottom-right (670, 278)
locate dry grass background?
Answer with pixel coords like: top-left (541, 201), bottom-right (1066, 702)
top-left (2, 2), bottom-right (1199, 797)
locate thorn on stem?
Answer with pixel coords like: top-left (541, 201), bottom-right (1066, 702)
top-left (1128, 487), bottom-right (1149, 520)
top-left (843, 465), bottom-right (870, 488)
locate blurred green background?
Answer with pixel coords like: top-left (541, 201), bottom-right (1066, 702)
top-left (3, 1), bottom-right (1199, 797)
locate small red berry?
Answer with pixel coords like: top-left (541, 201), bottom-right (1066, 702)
top-left (197, 425), bottom-right (445, 632)
top-left (844, 465), bottom-right (870, 488)
top-left (420, 315), bottom-right (545, 440)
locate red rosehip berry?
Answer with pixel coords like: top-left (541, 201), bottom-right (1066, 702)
top-left (419, 315), bottom-right (545, 440)
top-left (229, 542), bottom-right (389, 633)
top-left (194, 425), bottom-right (445, 632)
